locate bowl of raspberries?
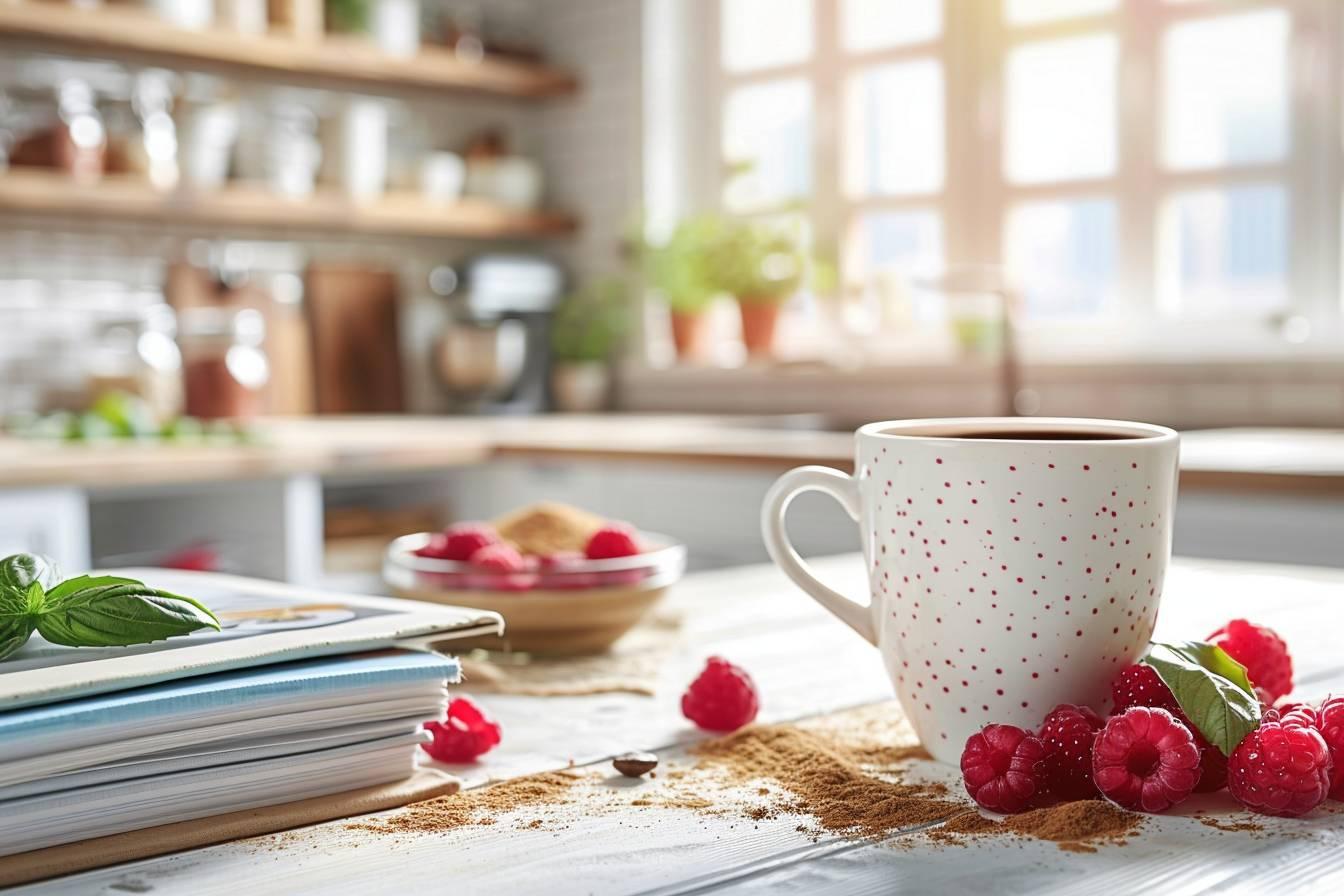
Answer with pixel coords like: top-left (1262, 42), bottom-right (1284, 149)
top-left (383, 502), bottom-right (686, 655)
top-left (960, 618), bottom-right (1343, 821)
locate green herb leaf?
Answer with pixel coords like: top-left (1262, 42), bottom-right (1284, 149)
top-left (43, 574), bottom-right (155, 603)
top-left (0, 582), bottom-right (38, 661)
top-left (0, 553), bottom-right (58, 596)
top-left (1143, 641), bottom-right (1262, 757)
top-left (1149, 640), bottom-right (1255, 698)
top-left (36, 580), bottom-right (220, 648)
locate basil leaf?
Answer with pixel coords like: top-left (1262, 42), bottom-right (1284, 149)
top-left (36, 581), bottom-right (220, 648)
top-left (0, 554), bottom-right (58, 596)
top-left (0, 583), bottom-right (39, 660)
top-left (1144, 641), bottom-right (1262, 757)
top-left (43, 574), bottom-right (155, 603)
top-left (0, 631), bottom-right (31, 661)
top-left (1151, 640), bottom-right (1255, 699)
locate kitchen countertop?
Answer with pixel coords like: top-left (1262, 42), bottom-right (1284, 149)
top-left (19, 553), bottom-right (1344, 895)
top-left (0, 415), bottom-right (1341, 494)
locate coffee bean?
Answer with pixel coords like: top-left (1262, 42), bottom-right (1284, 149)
top-left (612, 751), bottom-right (658, 777)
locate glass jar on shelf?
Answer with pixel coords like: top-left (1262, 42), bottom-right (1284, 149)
top-left (178, 306), bottom-right (270, 420)
top-left (85, 298), bottom-right (184, 421)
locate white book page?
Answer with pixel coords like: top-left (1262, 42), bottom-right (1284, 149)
top-left (0, 569), bottom-right (502, 710)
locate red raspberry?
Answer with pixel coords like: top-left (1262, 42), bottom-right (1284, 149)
top-left (1112, 663), bottom-right (1181, 715)
top-left (538, 550), bottom-right (585, 569)
top-left (1277, 704), bottom-right (1320, 729)
top-left (1038, 704), bottom-right (1104, 800)
top-left (1227, 715), bottom-right (1332, 817)
top-left (1207, 619), bottom-right (1293, 703)
top-left (467, 543), bottom-right (537, 591)
top-left (960, 724), bottom-right (1046, 814)
top-left (1092, 707), bottom-right (1201, 812)
top-left (1111, 664), bottom-right (1226, 793)
top-left (536, 551), bottom-right (596, 589)
top-left (417, 523), bottom-right (500, 562)
top-left (681, 656), bottom-right (759, 732)
top-left (1314, 696), bottom-right (1344, 801)
top-left (422, 697), bottom-right (502, 763)
top-left (585, 524), bottom-right (643, 559)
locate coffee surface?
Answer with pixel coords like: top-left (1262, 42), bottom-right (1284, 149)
top-left (933, 430), bottom-right (1140, 441)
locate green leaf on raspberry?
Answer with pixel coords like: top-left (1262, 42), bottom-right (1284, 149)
top-left (1143, 641), bottom-right (1262, 757)
top-left (1150, 640), bottom-right (1256, 699)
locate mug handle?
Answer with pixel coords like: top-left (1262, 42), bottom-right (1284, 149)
top-left (761, 465), bottom-right (876, 645)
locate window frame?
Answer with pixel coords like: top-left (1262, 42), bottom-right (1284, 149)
top-left (695, 0), bottom-right (1344, 352)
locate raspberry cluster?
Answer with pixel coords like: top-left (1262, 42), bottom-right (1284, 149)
top-left (960, 618), bottom-right (1341, 819)
top-left (413, 520), bottom-right (645, 591)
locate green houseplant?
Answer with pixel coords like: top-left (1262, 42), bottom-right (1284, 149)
top-left (550, 277), bottom-right (631, 412)
top-left (707, 220), bottom-right (806, 358)
top-left (642, 215), bottom-right (724, 361)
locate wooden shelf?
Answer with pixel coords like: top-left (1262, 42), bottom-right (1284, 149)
top-left (0, 170), bottom-right (579, 240)
top-left (0, 2), bottom-right (578, 100)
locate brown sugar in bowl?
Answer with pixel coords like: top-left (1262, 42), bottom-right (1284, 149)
top-left (383, 532), bottom-right (686, 655)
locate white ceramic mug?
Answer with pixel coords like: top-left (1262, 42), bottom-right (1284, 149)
top-left (761, 417), bottom-right (1179, 764)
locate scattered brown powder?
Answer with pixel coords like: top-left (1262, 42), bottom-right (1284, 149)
top-left (1199, 815), bottom-right (1265, 834)
top-left (1002, 801), bottom-right (1141, 853)
top-left (938, 810), bottom-right (1002, 835)
top-left (685, 725), bottom-right (962, 837)
top-left (338, 706), bottom-right (1164, 856)
top-left (929, 800), bottom-right (1141, 852)
top-left (347, 772), bottom-right (582, 835)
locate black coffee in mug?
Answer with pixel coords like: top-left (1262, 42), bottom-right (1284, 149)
top-left (939, 430), bottom-right (1141, 441)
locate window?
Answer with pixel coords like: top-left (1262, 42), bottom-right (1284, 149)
top-left (696, 0), bottom-right (1339, 354)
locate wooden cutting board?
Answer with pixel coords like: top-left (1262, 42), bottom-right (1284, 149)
top-left (305, 264), bottom-right (405, 414)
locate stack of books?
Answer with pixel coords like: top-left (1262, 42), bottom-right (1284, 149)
top-left (0, 570), bottom-right (501, 858)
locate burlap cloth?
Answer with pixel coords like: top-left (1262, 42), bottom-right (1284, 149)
top-left (456, 608), bottom-right (683, 697)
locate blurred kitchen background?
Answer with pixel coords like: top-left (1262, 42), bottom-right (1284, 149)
top-left (0, 0), bottom-right (1340, 591)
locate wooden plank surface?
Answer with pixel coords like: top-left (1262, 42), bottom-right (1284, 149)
top-left (15, 555), bottom-right (1344, 895)
top-left (1, 416), bottom-right (1342, 495)
top-left (0, 2), bottom-right (578, 99)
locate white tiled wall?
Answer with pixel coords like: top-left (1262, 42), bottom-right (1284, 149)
top-left (534, 0), bottom-right (644, 284)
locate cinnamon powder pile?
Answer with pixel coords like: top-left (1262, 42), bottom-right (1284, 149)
top-left (346, 710), bottom-right (1144, 852)
top-left (682, 725), bottom-right (962, 836)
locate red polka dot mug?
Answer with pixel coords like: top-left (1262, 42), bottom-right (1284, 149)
top-left (761, 417), bottom-right (1179, 764)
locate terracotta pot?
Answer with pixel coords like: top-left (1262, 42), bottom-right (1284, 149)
top-left (669, 310), bottom-right (711, 361)
top-left (737, 299), bottom-right (783, 357)
top-left (552, 361), bottom-right (611, 412)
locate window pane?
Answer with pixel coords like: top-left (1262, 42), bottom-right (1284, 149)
top-left (1005, 0), bottom-right (1116, 25)
top-left (1005, 198), bottom-right (1117, 318)
top-left (723, 80), bottom-right (812, 212)
top-left (842, 0), bottom-right (940, 51)
top-left (1163, 11), bottom-right (1289, 169)
top-left (849, 210), bottom-right (943, 279)
top-left (722, 0), bottom-right (812, 73)
top-left (1004, 35), bottom-right (1117, 183)
top-left (1158, 185), bottom-right (1289, 315)
top-left (845, 60), bottom-right (944, 198)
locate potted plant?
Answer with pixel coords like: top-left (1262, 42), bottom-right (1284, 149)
top-left (642, 216), bottom-right (722, 362)
top-left (550, 277), bottom-right (630, 412)
top-left (325, 0), bottom-right (420, 56)
top-left (708, 220), bottom-right (806, 358)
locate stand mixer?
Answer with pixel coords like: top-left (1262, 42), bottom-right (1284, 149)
top-left (432, 255), bottom-right (561, 414)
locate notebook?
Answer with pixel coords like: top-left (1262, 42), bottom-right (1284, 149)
top-left (0, 571), bottom-right (502, 857)
top-left (0, 651), bottom-right (457, 856)
top-left (0, 568), bottom-right (502, 710)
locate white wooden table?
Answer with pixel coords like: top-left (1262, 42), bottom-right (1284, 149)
top-left (18, 555), bottom-right (1344, 895)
